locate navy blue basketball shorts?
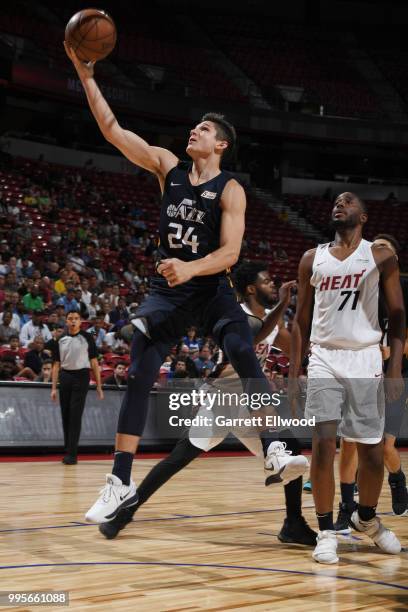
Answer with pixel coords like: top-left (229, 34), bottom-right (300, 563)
top-left (134, 276), bottom-right (248, 345)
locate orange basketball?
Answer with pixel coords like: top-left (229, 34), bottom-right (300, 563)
top-left (65, 8), bottom-right (117, 63)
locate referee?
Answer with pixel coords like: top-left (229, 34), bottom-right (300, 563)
top-left (51, 310), bottom-right (104, 464)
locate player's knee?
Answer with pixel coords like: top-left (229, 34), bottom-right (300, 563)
top-left (314, 436), bottom-right (336, 462)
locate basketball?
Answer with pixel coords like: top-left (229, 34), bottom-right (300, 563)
top-left (65, 8), bottom-right (116, 63)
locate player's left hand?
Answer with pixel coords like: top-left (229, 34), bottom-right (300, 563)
top-left (384, 370), bottom-right (404, 403)
top-left (157, 258), bottom-right (194, 287)
top-left (278, 280), bottom-right (297, 307)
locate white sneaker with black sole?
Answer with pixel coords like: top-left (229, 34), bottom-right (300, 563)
top-left (313, 530), bottom-right (339, 564)
top-left (85, 474), bottom-right (139, 524)
top-left (264, 441), bottom-right (309, 486)
top-left (350, 511), bottom-right (401, 554)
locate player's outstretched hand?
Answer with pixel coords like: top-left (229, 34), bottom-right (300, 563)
top-left (63, 41), bottom-right (95, 80)
top-left (157, 258), bottom-right (194, 287)
top-left (278, 280), bottom-right (297, 307)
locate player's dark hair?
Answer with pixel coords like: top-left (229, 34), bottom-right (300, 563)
top-left (374, 233), bottom-right (401, 253)
top-left (233, 261), bottom-right (268, 298)
top-left (201, 112), bottom-right (236, 157)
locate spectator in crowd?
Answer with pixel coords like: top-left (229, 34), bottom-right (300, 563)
top-left (74, 288), bottom-right (89, 318)
top-left (109, 297), bottom-right (129, 329)
top-left (69, 250), bottom-right (86, 274)
top-left (57, 288), bottom-right (80, 313)
top-left (35, 359), bottom-right (53, 383)
top-left (193, 345), bottom-right (215, 373)
top-left (177, 344), bottom-right (199, 377)
top-left (38, 277), bottom-right (53, 306)
top-left (0, 303), bottom-right (21, 332)
top-left (275, 372), bottom-right (287, 394)
top-left (98, 283), bottom-right (115, 308)
top-left (0, 355), bottom-right (19, 380)
top-left (87, 315), bottom-right (107, 351)
top-left (87, 293), bottom-right (99, 320)
top-left (0, 311), bottom-right (19, 344)
top-left (104, 330), bottom-right (129, 355)
top-left (80, 277), bottom-right (92, 306)
top-left (55, 304), bottom-right (67, 326)
top-left (103, 362), bottom-right (128, 387)
top-left (171, 356), bottom-right (189, 379)
top-left (2, 334), bottom-right (25, 359)
top-left (61, 261), bottom-right (80, 285)
top-left (22, 285), bottom-right (44, 311)
top-left (54, 270), bottom-right (69, 295)
top-left (19, 335), bottom-right (51, 379)
top-left (182, 326), bottom-right (201, 354)
top-left (20, 311), bottom-right (52, 347)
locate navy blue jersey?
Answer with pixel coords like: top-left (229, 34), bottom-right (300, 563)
top-left (158, 161), bottom-right (234, 270)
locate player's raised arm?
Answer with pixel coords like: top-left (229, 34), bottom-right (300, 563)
top-left (289, 249), bottom-right (316, 376)
top-left (63, 42), bottom-right (178, 180)
top-left (254, 280), bottom-right (296, 345)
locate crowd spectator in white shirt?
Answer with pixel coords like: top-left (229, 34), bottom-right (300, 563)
top-left (19, 311), bottom-right (52, 347)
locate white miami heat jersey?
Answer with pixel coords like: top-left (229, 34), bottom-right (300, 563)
top-left (241, 303), bottom-right (279, 368)
top-left (310, 238), bottom-right (381, 349)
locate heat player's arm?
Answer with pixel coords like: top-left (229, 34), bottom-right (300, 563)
top-left (374, 245), bottom-right (405, 374)
top-left (289, 249), bottom-right (316, 376)
top-left (191, 179), bottom-right (246, 276)
top-left (274, 324), bottom-right (291, 356)
top-left (77, 71), bottom-right (177, 183)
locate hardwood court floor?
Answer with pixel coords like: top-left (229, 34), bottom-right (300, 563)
top-left (0, 454), bottom-right (407, 612)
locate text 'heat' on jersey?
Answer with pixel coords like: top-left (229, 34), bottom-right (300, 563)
top-left (310, 239), bottom-right (382, 349)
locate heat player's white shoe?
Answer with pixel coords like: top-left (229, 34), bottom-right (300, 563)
top-left (313, 530), bottom-right (339, 564)
top-left (350, 511), bottom-right (401, 554)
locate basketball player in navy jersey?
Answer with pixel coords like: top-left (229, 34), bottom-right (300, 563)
top-left (64, 44), bottom-right (308, 524)
top-left (290, 192), bottom-right (405, 564)
top-left (99, 262), bottom-right (315, 545)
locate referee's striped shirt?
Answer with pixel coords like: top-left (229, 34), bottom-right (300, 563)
top-left (52, 331), bottom-right (97, 371)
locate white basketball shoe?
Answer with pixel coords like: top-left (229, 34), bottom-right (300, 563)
top-left (313, 530), bottom-right (339, 564)
top-left (350, 511), bottom-right (401, 554)
top-left (85, 474), bottom-right (139, 524)
top-left (264, 441), bottom-right (309, 486)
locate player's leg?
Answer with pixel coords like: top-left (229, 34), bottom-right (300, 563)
top-left (99, 437), bottom-right (202, 538)
top-left (350, 439), bottom-right (401, 553)
top-left (276, 430), bottom-right (317, 546)
top-left (385, 434), bottom-right (408, 515)
top-left (86, 328), bottom-right (171, 523)
top-left (220, 321), bottom-right (309, 485)
top-left (311, 421), bottom-right (339, 564)
top-left (384, 392), bottom-right (408, 515)
top-left (334, 439), bottom-right (358, 533)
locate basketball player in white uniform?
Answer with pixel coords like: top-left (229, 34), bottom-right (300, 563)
top-left (290, 192), bottom-right (405, 564)
top-left (100, 263), bottom-right (314, 545)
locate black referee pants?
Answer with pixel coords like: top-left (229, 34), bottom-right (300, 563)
top-left (59, 369), bottom-right (90, 458)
